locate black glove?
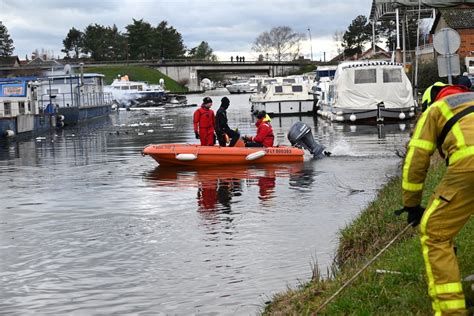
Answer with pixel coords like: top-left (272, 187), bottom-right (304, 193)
top-left (394, 205), bottom-right (425, 227)
top-left (195, 131), bottom-right (199, 139)
top-left (324, 151), bottom-right (332, 157)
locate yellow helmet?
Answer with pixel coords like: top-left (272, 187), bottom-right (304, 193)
top-left (421, 82), bottom-right (449, 111)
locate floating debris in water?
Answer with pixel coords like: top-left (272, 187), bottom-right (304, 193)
top-left (147, 129), bottom-right (154, 133)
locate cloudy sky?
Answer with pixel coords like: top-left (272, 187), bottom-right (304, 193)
top-left (1, 0), bottom-right (374, 61)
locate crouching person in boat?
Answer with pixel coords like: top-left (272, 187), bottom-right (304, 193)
top-left (243, 111), bottom-right (274, 147)
top-left (194, 97), bottom-right (215, 146)
top-left (215, 97), bottom-right (240, 147)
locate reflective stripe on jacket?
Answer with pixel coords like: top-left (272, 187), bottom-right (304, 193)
top-left (403, 91), bottom-right (474, 206)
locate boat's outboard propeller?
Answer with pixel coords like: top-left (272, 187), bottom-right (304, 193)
top-left (288, 121), bottom-right (331, 158)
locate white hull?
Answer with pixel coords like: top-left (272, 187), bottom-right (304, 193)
top-left (251, 100), bottom-right (315, 116)
top-left (226, 85), bottom-right (256, 94)
top-left (317, 102), bottom-right (415, 122)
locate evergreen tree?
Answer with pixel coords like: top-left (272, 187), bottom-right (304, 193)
top-left (62, 27), bottom-right (84, 59)
top-left (188, 41), bottom-right (218, 61)
top-left (154, 21), bottom-right (186, 60)
top-left (342, 15), bottom-right (372, 57)
top-left (125, 19), bottom-right (154, 60)
top-left (82, 24), bottom-right (126, 60)
top-left (0, 21), bottom-right (15, 57)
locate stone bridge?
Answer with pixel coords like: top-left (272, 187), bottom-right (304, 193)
top-left (154, 61), bottom-right (303, 90)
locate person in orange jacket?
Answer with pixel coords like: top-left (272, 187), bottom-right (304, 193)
top-left (243, 111), bottom-right (274, 147)
top-left (193, 97), bottom-right (215, 146)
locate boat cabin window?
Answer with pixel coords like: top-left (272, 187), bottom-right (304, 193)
top-left (275, 86), bottom-right (283, 93)
top-left (292, 85), bottom-right (303, 92)
top-left (4, 102), bottom-right (11, 116)
top-left (52, 78), bottom-right (65, 84)
top-left (283, 78), bottom-right (296, 84)
top-left (19, 102), bottom-right (25, 114)
top-left (83, 77), bottom-right (95, 85)
top-left (354, 69), bottom-right (376, 84)
top-left (121, 86), bottom-right (129, 90)
top-left (47, 89), bottom-right (59, 95)
top-left (383, 68), bottom-right (402, 83)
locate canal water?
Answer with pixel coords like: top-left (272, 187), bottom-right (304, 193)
top-left (0, 90), bottom-right (413, 315)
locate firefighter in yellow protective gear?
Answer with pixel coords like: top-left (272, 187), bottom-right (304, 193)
top-left (400, 84), bottom-right (474, 315)
top-left (421, 81), bottom-right (450, 112)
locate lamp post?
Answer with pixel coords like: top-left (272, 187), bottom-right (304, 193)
top-left (308, 27), bottom-right (313, 62)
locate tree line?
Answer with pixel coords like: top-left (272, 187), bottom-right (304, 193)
top-left (0, 15), bottom-right (420, 63)
top-left (62, 19), bottom-right (216, 61)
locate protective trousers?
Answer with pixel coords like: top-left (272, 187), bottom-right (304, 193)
top-left (199, 127), bottom-right (215, 146)
top-left (419, 170), bottom-right (474, 316)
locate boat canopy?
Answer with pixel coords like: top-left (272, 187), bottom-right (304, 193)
top-left (332, 61), bottom-right (414, 109)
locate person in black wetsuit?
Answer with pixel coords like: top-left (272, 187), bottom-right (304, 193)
top-left (215, 97), bottom-right (240, 147)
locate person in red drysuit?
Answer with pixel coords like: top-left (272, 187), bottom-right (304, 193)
top-left (193, 97), bottom-right (215, 146)
top-left (243, 111), bottom-right (274, 147)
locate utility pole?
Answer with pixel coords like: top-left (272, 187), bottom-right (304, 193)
top-left (308, 27), bottom-right (313, 61)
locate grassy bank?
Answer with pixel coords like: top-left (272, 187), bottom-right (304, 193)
top-left (263, 158), bottom-right (474, 315)
top-left (85, 65), bottom-right (187, 93)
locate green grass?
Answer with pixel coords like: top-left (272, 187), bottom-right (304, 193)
top-left (263, 158), bottom-right (474, 315)
top-left (84, 65), bottom-right (187, 92)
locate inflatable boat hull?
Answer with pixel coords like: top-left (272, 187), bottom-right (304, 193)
top-left (142, 144), bottom-right (304, 166)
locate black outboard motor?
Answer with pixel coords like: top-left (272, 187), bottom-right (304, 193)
top-left (288, 121), bottom-right (330, 158)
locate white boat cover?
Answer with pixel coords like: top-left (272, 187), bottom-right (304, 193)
top-left (332, 61), bottom-right (414, 110)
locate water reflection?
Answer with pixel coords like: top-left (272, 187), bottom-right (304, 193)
top-left (343, 123), bottom-right (408, 138)
top-left (144, 163), bottom-right (307, 212)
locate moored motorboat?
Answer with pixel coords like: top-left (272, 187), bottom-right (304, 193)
top-left (317, 61), bottom-right (416, 123)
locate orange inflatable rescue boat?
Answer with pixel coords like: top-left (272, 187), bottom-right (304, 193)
top-left (142, 122), bottom-right (330, 167)
top-left (143, 143), bottom-right (304, 166)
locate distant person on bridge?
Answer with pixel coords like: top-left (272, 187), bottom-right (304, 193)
top-left (194, 97), bottom-right (215, 146)
top-left (243, 111), bottom-right (274, 147)
top-left (230, 56), bottom-right (233, 63)
top-left (215, 97), bottom-right (240, 147)
top-left (236, 55), bottom-right (239, 63)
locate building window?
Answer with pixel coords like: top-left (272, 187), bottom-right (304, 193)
top-left (4, 102), bottom-right (11, 116)
top-left (354, 69), bottom-right (376, 84)
top-left (383, 68), bottom-right (402, 83)
top-left (19, 102), bottom-right (25, 114)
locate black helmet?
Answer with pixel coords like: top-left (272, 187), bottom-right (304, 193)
top-left (221, 97), bottom-right (230, 106)
top-left (455, 76), bottom-right (472, 89)
top-left (203, 97), bottom-right (213, 104)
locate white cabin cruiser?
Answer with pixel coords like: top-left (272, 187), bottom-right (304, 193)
top-left (105, 76), bottom-right (166, 107)
top-left (225, 79), bottom-right (257, 94)
top-left (250, 79), bottom-right (315, 116)
top-left (317, 61), bottom-right (416, 122)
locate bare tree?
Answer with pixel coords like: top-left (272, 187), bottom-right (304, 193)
top-left (253, 26), bottom-right (305, 62)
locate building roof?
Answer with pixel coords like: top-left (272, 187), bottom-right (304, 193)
top-left (437, 7), bottom-right (474, 29)
top-left (28, 57), bottom-right (63, 67)
top-left (0, 56), bottom-right (21, 67)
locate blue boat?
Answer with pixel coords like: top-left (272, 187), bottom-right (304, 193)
top-left (1, 73), bottom-right (113, 140)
